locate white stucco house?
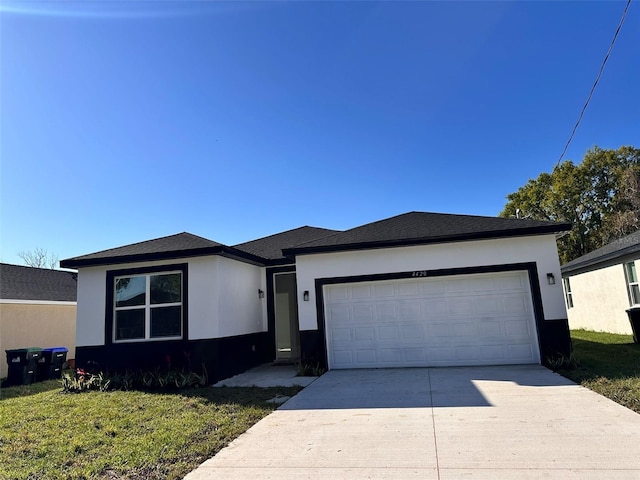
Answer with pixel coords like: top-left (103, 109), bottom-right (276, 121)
top-left (60, 212), bottom-right (571, 382)
top-left (561, 230), bottom-right (640, 336)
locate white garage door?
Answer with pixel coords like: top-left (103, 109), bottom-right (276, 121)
top-left (324, 271), bottom-right (540, 369)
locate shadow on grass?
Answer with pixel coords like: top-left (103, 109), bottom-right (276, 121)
top-left (0, 379), bottom-right (62, 400)
top-left (179, 385), bottom-right (303, 407)
top-left (558, 338), bottom-right (640, 383)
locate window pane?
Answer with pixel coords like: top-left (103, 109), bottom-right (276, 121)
top-left (115, 309), bottom-right (145, 340)
top-left (627, 262), bottom-right (638, 283)
top-left (115, 276), bottom-right (146, 307)
top-left (150, 306), bottom-right (182, 338)
top-left (150, 273), bottom-right (181, 304)
top-left (632, 285), bottom-right (640, 306)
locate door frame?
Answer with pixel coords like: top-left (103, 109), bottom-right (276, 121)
top-left (266, 265), bottom-right (300, 361)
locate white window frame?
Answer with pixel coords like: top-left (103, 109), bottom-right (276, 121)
top-left (563, 277), bottom-right (573, 309)
top-left (625, 261), bottom-right (640, 307)
top-left (113, 270), bottom-right (183, 343)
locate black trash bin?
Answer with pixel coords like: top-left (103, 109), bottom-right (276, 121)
top-left (5, 348), bottom-right (43, 386)
top-left (626, 308), bottom-right (640, 343)
top-left (37, 347), bottom-right (69, 381)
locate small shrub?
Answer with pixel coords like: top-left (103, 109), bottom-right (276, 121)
top-left (61, 364), bottom-right (209, 393)
top-left (545, 353), bottom-right (579, 371)
top-left (295, 362), bottom-right (325, 377)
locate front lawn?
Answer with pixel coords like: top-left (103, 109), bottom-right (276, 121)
top-left (0, 382), bottom-right (300, 480)
top-left (556, 329), bottom-right (640, 414)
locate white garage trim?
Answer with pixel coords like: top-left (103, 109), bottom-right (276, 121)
top-left (318, 265), bottom-right (542, 369)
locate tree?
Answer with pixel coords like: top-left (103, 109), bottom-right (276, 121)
top-left (18, 247), bottom-right (59, 269)
top-left (500, 146), bottom-right (640, 263)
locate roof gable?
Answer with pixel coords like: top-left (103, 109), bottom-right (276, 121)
top-left (561, 230), bottom-right (640, 275)
top-left (283, 212), bottom-right (570, 255)
top-left (233, 226), bottom-right (340, 263)
top-left (0, 263), bottom-right (77, 302)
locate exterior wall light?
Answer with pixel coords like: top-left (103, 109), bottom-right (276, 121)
top-left (547, 273), bottom-right (556, 285)
top-left (303, 291), bottom-right (309, 301)
top-left (258, 289), bottom-right (264, 299)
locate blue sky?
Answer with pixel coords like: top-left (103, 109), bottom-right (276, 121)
top-left (1, 1), bottom-right (638, 267)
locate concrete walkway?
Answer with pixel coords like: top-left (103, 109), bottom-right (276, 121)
top-left (185, 365), bottom-right (640, 479)
top-left (212, 363), bottom-right (318, 388)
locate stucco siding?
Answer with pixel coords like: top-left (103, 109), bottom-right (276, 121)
top-left (216, 257), bottom-right (266, 338)
top-left (566, 263), bottom-right (633, 335)
top-left (0, 303), bottom-right (76, 378)
top-left (75, 256), bottom-right (266, 347)
top-left (295, 234), bottom-right (566, 331)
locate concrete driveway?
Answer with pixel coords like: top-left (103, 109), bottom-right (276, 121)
top-left (185, 365), bottom-right (640, 479)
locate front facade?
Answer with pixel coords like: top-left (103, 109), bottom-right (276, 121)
top-left (561, 231), bottom-right (640, 335)
top-left (0, 264), bottom-right (77, 378)
top-left (61, 212), bottom-right (571, 382)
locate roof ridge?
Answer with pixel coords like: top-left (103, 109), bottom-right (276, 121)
top-left (76, 232), bottom-right (217, 257)
top-left (233, 225), bottom-right (340, 247)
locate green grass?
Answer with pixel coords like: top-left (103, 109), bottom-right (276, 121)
top-left (556, 329), bottom-right (640, 414)
top-left (0, 382), bottom-right (301, 480)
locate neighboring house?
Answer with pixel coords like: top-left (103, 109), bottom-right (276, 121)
top-left (561, 230), bottom-right (640, 335)
top-left (60, 212), bottom-right (571, 382)
top-left (0, 263), bottom-right (77, 378)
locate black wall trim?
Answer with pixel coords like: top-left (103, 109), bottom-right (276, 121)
top-left (307, 262), bottom-right (561, 369)
top-left (265, 265), bottom-right (297, 360)
top-left (75, 331), bottom-right (272, 383)
top-left (104, 263), bottom-right (189, 346)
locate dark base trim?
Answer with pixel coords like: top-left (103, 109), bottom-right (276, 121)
top-left (75, 332), bottom-right (272, 383)
top-left (539, 318), bottom-right (572, 362)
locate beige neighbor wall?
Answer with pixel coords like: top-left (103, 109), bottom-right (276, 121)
top-left (0, 302), bottom-right (76, 379)
top-left (566, 263), bottom-right (633, 335)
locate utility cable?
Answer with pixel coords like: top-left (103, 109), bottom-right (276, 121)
top-left (555, 0), bottom-right (632, 169)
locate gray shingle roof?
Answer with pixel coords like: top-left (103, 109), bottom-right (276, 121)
top-left (233, 226), bottom-right (340, 262)
top-left (0, 263), bottom-right (77, 302)
top-left (61, 212), bottom-right (571, 269)
top-left (283, 211), bottom-right (571, 255)
top-left (561, 230), bottom-right (640, 275)
top-left (60, 233), bottom-right (228, 268)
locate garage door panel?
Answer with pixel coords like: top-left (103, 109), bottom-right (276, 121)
top-left (352, 285), bottom-right (372, 299)
top-left (376, 303), bottom-right (396, 320)
top-left (420, 280), bottom-right (445, 295)
top-left (325, 271), bottom-right (540, 369)
top-left (396, 281), bottom-right (420, 296)
top-left (444, 278), bottom-right (470, 293)
top-left (448, 299), bottom-right (474, 317)
top-left (374, 283), bottom-right (395, 297)
top-left (400, 302), bottom-right (421, 320)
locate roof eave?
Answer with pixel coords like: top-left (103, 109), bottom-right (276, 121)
top-left (60, 246), bottom-right (268, 269)
top-left (561, 244), bottom-right (640, 276)
top-left (283, 224), bottom-right (570, 257)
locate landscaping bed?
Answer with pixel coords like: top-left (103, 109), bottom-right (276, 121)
top-left (0, 380), bottom-right (301, 480)
top-left (555, 329), bottom-right (640, 414)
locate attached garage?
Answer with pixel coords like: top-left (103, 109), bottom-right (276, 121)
top-left (324, 270), bottom-right (540, 369)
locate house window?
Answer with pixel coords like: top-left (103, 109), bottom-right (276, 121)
top-left (563, 277), bottom-right (573, 309)
top-left (625, 261), bottom-right (640, 306)
top-left (114, 271), bottom-right (182, 341)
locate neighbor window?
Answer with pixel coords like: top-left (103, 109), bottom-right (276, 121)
top-left (114, 271), bottom-right (182, 341)
top-left (625, 261), bottom-right (640, 306)
top-left (563, 277), bottom-right (573, 309)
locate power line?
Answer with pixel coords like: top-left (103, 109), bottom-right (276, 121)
top-left (555, 0), bottom-right (632, 169)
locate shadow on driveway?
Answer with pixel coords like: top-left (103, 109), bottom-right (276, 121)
top-left (279, 364), bottom-right (577, 410)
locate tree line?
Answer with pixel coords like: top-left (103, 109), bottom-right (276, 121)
top-left (500, 146), bottom-right (640, 264)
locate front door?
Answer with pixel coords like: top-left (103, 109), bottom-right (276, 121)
top-left (274, 272), bottom-right (301, 362)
